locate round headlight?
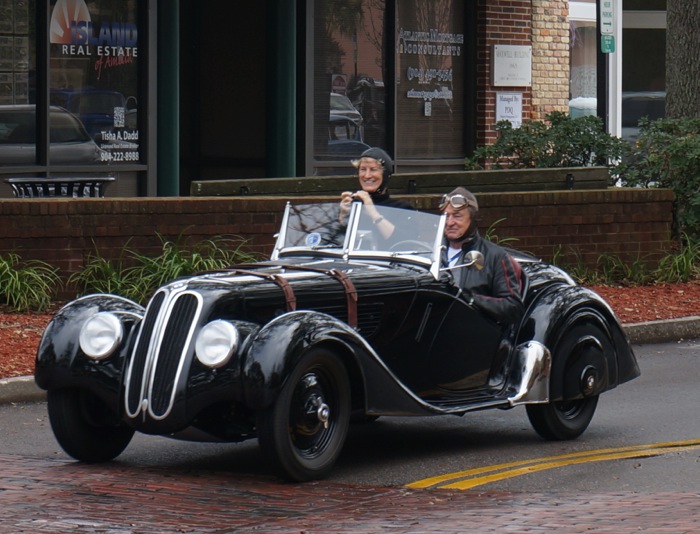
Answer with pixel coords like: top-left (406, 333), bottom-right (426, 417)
top-left (195, 320), bottom-right (239, 368)
top-left (79, 312), bottom-right (123, 360)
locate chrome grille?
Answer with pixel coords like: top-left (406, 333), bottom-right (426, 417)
top-left (125, 288), bottom-right (202, 420)
top-left (149, 294), bottom-right (199, 417)
top-left (126, 290), bottom-right (165, 416)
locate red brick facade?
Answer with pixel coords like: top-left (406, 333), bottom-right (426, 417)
top-left (0, 190), bottom-right (673, 299)
top-left (477, 1), bottom-right (570, 146)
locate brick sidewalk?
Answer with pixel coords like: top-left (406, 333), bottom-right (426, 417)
top-left (2, 453), bottom-right (699, 533)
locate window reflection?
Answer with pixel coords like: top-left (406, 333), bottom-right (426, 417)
top-left (49, 0), bottom-right (140, 165)
top-left (395, 0), bottom-right (465, 159)
top-left (0, 0), bottom-right (35, 106)
top-left (313, 0), bottom-right (386, 175)
top-left (569, 19), bottom-right (597, 118)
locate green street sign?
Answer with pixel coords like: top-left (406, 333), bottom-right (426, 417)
top-left (601, 35), bottom-right (615, 54)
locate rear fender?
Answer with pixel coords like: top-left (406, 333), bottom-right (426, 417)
top-left (519, 285), bottom-right (639, 401)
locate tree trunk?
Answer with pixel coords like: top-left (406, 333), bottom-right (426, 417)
top-left (665, 0), bottom-right (700, 118)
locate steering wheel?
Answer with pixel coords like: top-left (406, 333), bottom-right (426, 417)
top-left (389, 239), bottom-right (433, 253)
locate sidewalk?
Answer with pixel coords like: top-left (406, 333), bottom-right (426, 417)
top-left (3, 317), bottom-right (700, 405)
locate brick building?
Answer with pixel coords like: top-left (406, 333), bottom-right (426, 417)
top-left (0, 1), bottom-right (660, 197)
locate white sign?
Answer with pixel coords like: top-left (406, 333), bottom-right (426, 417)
top-left (492, 45), bottom-right (531, 87)
top-left (599, 0), bottom-right (614, 35)
top-left (496, 92), bottom-right (523, 127)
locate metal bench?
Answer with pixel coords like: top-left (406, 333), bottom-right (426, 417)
top-left (5, 176), bottom-right (115, 198)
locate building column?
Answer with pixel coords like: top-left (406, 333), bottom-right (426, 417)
top-left (266, 0), bottom-right (296, 178)
top-left (157, 1), bottom-right (180, 195)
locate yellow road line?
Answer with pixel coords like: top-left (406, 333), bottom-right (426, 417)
top-left (407, 438), bottom-right (700, 490)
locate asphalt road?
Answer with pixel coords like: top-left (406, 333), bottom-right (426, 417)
top-left (2, 340), bottom-right (699, 491)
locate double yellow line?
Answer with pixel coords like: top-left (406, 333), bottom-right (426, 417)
top-left (407, 438), bottom-right (700, 490)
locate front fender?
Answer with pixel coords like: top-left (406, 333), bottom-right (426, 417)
top-left (519, 284), bottom-right (639, 400)
top-left (35, 294), bottom-right (144, 407)
top-left (241, 311), bottom-right (363, 409)
top-left (242, 310), bottom-right (450, 416)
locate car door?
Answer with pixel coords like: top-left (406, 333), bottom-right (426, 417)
top-left (378, 282), bottom-right (506, 399)
top-left (423, 287), bottom-right (505, 395)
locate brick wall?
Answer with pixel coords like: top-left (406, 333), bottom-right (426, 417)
top-left (477, 0), bottom-right (570, 145)
top-left (0, 189), bottom-right (674, 299)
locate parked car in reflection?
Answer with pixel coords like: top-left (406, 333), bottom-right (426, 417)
top-left (331, 92), bottom-right (363, 126)
top-left (50, 88), bottom-right (127, 139)
top-left (36, 202), bottom-right (640, 482)
top-left (621, 91), bottom-right (665, 143)
top-left (0, 105), bottom-right (102, 165)
top-left (326, 115), bottom-right (370, 159)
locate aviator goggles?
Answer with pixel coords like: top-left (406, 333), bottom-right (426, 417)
top-left (439, 193), bottom-right (477, 211)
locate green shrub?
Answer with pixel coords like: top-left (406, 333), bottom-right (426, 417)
top-left (466, 112), bottom-right (630, 179)
top-left (70, 234), bottom-right (258, 304)
top-left (618, 117), bottom-right (700, 239)
top-left (0, 253), bottom-right (61, 312)
top-left (650, 235), bottom-right (700, 283)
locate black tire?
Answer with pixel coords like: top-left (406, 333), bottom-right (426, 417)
top-left (526, 396), bottom-right (599, 440)
top-left (47, 388), bottom-right (134, 463)
top-left (526, 323), bottom-right (609, 440)
top-left (257, 347), bottom-right (351, 482)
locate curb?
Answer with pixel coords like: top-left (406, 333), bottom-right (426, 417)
top-left (0, 376), bottom-right (46, 404)
top-left (3, 317), bottom-right (700, 405)
top-left (622, 316), bottom-right (700, 345)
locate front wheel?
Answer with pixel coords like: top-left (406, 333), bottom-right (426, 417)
top-left (47, 388), bottom-right (134, 463)
top-left (526, 395), bottom-right (599, 440)
top-left (257, 347), bottom-right (351, 482)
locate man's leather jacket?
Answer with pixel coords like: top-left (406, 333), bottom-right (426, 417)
top-left (441, 232), bottom-right (524, 325)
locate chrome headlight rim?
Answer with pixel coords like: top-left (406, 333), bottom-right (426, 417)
top-left (195, 319), bottom-right (239, 368)
top-left (79, 311), bottom-right (124, 360)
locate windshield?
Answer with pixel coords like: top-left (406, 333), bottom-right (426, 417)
top-left (272, 202), bottom-right (445, 276)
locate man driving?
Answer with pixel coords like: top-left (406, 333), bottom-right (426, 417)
top-left (440, 187), bottom-right (524, 324)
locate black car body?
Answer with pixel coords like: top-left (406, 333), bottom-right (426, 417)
top-left (36, 202), bottom-right (640, 481)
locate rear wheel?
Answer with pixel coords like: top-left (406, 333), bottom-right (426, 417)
top-left (526, 323), bottom-right (609, 440)
top-left (258, 347), bottom-right (350, 482)
top-left (47, 388), bottom-right (134, 463)
top-left (526, 396), bottom-right (599, 440)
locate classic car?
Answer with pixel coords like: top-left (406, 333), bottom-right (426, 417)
top-left (35, 201), bottom-right (640, 482)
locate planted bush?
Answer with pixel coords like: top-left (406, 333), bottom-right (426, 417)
top-left (618, 117), bottom-right (700, 240)
top-left (466, 112), bottom-right (630, 179)
top-left (0, 253), bottom-right (61, 312)
top-left (69, 234), bottom-right (258, 304)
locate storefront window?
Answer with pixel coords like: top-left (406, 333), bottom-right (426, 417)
top-left (621, 6), bottom-right (665, 143)
top-left (569, 19), bottom-right (597, 118)
top-left (0, 0), bottom-right (37, 166)
top-left (395, 0), bottom-right (464, 159)
top-left (49, 0), bottom-right (140, 165)
top-left (312, 0), bottom-right (386, 175)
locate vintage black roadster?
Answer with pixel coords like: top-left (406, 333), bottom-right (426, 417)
top-left (36, 201), bottom-right (640, 481)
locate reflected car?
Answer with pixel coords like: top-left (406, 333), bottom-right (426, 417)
top-left (0, 105), bottom-right (102, 165)
top-left (325, 115), bottom-right (370, 159)
top-left (331, 92), bottom-right (363, 125)
top-left (621, 91), bottom-right (665, 143)
top-left (50, 88), bottom-right (127, 138)
top-left (36, 202), bottom-right (640, 482)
